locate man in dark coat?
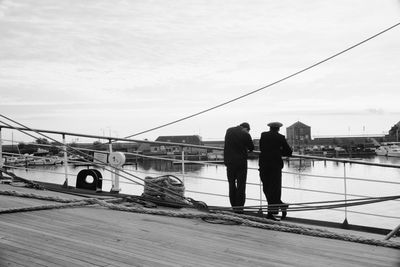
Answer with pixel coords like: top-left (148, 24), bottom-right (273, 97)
top-left (259, 122), bottom-right (292, 220)
top-left (223, 122), bottom-right (254, 213)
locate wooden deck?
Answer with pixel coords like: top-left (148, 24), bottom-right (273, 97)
top-left (0, 184), bottom-right (399, 267)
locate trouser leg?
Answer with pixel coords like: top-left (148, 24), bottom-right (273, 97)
top-left (235, 166), bottom-right (247, 208)
top-left (227, 165), bottom-right (237, 207)
top-left (227, 163), bottom-right (247, 211)
top-left (260, 168), bottom-right (281, 214)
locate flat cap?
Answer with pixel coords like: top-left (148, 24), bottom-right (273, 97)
top-left (268, 122), bottom-right (283, 128)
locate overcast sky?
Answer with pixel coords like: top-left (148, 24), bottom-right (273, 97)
top-left (1, 0), bottom-right (400, 143)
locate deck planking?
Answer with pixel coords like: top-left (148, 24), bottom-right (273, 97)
top-left (0, 184), bottom-right (399, 267)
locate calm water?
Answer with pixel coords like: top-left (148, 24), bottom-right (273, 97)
top-left (11, 155), bottom-right (400, 230)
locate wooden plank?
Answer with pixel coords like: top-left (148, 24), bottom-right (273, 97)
top-left (1, 208), bottom-right (398, 267)
top-left (0, 184), bottom-right (399, 266)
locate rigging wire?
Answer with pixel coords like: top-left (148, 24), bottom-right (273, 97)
top-left (124, 21), bottom-right (400, 138)
top-left (0, 115), bottom-right (190, 203)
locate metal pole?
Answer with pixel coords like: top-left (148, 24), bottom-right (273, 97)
top-left (342, 162), bottom-right (349, 228)
top-left (62, 134), bottom-right (68, 187)
top-left (181, 149), bottom-right (185, 181)
top-left (384, 223), bottom-right (400, 240)
top-left (109, 139), bottom-right (117, 193)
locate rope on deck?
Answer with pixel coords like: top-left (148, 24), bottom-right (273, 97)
top-left (0, 189), bottom-right (399, 250)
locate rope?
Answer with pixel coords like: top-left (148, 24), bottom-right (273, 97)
top-left (0, 190), bottom-right (95, 203)
top-left (0, 201), bottom-right (94, 214)
top-left (0, 189), bottom-right (399, 249)
top-left (1, 169), bottom-right (44, 190)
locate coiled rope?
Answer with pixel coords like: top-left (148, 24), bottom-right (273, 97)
top-left (0, 189), bottom-right (399, 249)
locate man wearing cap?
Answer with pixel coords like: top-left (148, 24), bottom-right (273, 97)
top-left (259, 122), bottom-right (292, 220)
top-left (223, 122), bottom-right (255, 213)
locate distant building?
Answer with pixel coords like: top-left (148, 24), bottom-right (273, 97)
top-left (286, 121), bottom-right (311, 150)
top-left (151, 135), bottom-right (205, 155)
top-left (387, 121), bottom-right (400, 142)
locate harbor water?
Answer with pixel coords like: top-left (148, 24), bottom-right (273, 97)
top-left (10, 155), bottom-right (400, 230)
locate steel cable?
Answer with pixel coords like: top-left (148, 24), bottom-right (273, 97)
top-left (124, 22), bottom-right (400, 138)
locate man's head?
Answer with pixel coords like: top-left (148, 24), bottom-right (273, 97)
top-left (240, 122), bottom-right (250, 132)
top-left (267, 122), bottom-right (283, 131)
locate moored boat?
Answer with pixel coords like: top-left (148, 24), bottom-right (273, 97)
top-left (375, 142), bottom-right (400, 157)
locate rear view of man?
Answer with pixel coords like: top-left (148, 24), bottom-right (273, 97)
top-left (223, 122), bottom-right (254, 213)
top-left (259, 122), bottom-right (292, 220)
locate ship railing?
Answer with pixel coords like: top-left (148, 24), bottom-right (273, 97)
top-left (0, 126), bottom-right (399, 231)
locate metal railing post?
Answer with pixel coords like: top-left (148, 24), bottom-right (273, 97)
top-left (62, 134), bottom-right (68, 187)
top-left (181, 149), bottom-right (185, 180)
top-left (384, 223), bottom-right (400, 240)
top-left (342, 162), bottom-right (349, 228)
top-left (109, 139), bottom-right (118, 193)
top-left (0, 128), bottom-right (3, 173)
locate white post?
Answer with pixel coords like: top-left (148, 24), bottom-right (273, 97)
top-left (62, 134), bottom-right (68, 187)
top-left (342, 162), bottom-right (349, 227)
top-left (181, 149), bottom-right (185, 180)
top-left (113, 168), bottom-right (120, 192)
top-left (181, 147), bottom-right (185, 182)
top-left (109, 139), bottom-right (119, 193)
top-left (109, 151), bottom-right (125, 193)
top-left (109, 139), bottom-right (114, 190)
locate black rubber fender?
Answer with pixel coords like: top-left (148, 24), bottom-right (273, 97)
top-left (76, 169), bottom-right (102, 191)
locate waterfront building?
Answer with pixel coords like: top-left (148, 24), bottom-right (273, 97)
top-left (286, 121), bottom-right (311, 150)
top-left (388, 121), bottom-right (400, 142)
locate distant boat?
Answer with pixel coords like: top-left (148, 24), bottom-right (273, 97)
top-left (28, 156), bottom-right (63, 166)
top-left (4, 155), bottom-right (32, 166)
top-left (29, 158), bottom-right (56, 166)
top-left (375, 142), bottom-right (400, 157)
top-left (5, 156), bottom-right (27, 166)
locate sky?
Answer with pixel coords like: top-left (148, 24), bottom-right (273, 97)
top-left (0, 0), bottom-right (400, 144)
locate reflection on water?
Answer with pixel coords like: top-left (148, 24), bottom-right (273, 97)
top-left (285, 158), bottom-right (313, 172)
top-left (140, 160), bottom-right (204, 173)
top-left (10, 156), bottom-right (400, 229)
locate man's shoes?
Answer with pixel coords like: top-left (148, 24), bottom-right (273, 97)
top-left (280, 203), bottom-right (289, 220)
top-left (266, 213), bottom-right (280, 221)
top-left (268, 206), bottom-right (279, 215)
